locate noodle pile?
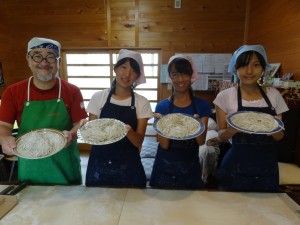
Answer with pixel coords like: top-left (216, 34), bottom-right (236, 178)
top-left (156, 113), bottom-right (201, 139)
top-left (15, 129), bottom-right (66, 158)
top-left (79, 119), bottom-right (127, 145)
top-left (229, 112), bottom-right (278, 133)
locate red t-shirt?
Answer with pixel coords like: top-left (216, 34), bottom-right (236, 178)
top-left (0, 78), bottom-right (87, 126)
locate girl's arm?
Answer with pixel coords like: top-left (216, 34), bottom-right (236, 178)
top-left (195, 116), bottom-right (209, 145)
top-left (215, 106), bottom-right (238, 142)
top-left (126, 118), bottom-right (149, 150)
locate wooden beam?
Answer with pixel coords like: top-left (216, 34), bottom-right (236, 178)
top-left (106, 0), bottom-right (112, 47)
top-left (135, 0), bottom-right (139, 47)
top-left (243, 0), bottom-right (251, 44)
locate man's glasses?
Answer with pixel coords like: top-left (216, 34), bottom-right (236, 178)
top-left (169, 72), bottom-right (190, 79)
top-left (28, 53), bottom-right (59, 64)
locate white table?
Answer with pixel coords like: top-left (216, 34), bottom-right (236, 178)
top-left (1, 185), bottom-right (300, 225)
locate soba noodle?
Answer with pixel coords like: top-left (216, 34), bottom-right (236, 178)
top-left (156, 113), bottom-right (201, 138)
top-left (79, 119), bottom-right (127, 145)
top-left (230, 112), bottom-right (278, 132)
top-left (15, 129), bottom-right (66, 158)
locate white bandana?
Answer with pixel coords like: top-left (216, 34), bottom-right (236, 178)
top-left (27, 37), bottom-right (61, 57)
top-left (117, 49), bottom-right (146, 87)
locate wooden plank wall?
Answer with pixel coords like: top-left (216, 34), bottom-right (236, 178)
top-left (248, 0), bottom-right (300, 79)
top-left (1, 0), bottom-right (299, 100)
top-left (0, 0), bottom-right (247, 99)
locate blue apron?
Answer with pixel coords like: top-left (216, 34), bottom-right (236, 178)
top-left (150, 95), bottom-right (204, 189)
top-left (85, 89), bottom-right (146, 187)
top-left (217, 85), bottom-right (279, 192)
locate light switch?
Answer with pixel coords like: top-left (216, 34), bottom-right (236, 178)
top-left (174, 0), bottom-right (181, 8)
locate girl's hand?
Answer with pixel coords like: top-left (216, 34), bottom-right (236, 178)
top-left (125, 124), bottom-right (132, 133)
top-left (153, 113), bottom-right (162, 120)
top-left (193, 114), bottom-right (200, 119)
top-left (206, 137), bottom-right (221, 146)
top-left (79, 118), bottom-right (88, 127)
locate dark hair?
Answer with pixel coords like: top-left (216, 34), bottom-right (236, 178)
top-left (168, 58), bottom-right (193, 77)
top-left (235, 51), bottom-right (266, 71)
top-left (111, 57), bottom-right (141, 93)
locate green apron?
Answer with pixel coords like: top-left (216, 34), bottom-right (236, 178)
top-left (17, 76), bottom-right (82, 185)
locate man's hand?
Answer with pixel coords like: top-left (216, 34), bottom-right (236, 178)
top-left (1, 136), bottom-right (17, 155)
top-left (62, 131), bottom-right (73, 148)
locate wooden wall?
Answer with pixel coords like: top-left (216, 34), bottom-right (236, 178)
top-left (0, 0), bottom-right (247, 99)
top-left (0, 0), bottom-right (299, 100)
top-left (248, 0), bottom-right (300, 78)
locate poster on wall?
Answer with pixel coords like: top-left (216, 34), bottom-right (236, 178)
top-left (0, 62), bottom-right (4, 87)
top-left (174, 53), bottom-right (232, 90)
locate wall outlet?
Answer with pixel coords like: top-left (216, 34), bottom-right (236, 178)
top-left (174, 0), bottom-right (181, 9)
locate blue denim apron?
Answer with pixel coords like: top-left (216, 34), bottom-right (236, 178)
top-left (217, 85), bottom-right (279, 192)
top-left (85, 89), bottom-right (146, 187)
top-left (150, 95), bottom-right (204, 189)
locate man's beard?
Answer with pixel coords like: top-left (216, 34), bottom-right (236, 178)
top-left (36, 73), bottom-right (54, 81)
top-left (35, 63), bottom-right (60, 81)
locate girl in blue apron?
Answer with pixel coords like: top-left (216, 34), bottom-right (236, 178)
top-left (85, 49), bottom-right (152, 187)
top-left (150, 96), bottom-right (207, 189)
top-left (150, 54), bottom-right (212, 189)
top-left (214, 45), bottom-right (288, 192)
top-left (217, 85), bottom-right (279, 192)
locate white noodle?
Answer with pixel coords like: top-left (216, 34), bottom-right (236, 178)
top-left (79, 119), bottom-right (127, 145)
top-left (15, 129), bottom-right (66, 158)
top-left (156, 113), bottom-right (201, 138)
top-left (230, 112), bottom-right (278, 132)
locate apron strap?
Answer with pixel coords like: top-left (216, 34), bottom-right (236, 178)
top-left (57, 77), bottom-right (62, 102)
top-left (130, 89), bottom-right (135, 109)
top-left (27, 76), bottom-right (33, 102)
top-left (237, 85), bottom-right (242, 110)
top-left (26, 77), bottom-right (62, 106)
top-left (257, 85), bottom-right (275, 113)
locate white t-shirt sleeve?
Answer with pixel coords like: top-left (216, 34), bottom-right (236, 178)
top-left (267, 87), bottom-right (289, 115)
top-left (86, 89), bottom-right (109, 118)
top-left (134, 93), bottom-right (153, 119)
top-left (213, 87), bottom-right (238, 115)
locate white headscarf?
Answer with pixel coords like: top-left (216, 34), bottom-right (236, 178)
top-left (117, 49), bottom-right (146, 87)
top-left (27, 37), bottom-right (61, 57)
top-left (228, 45), bottom-right (272, 77)
top-left (168, 54), bottom-right (199, 83)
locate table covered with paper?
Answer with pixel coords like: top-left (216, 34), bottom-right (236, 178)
top-left (0, 185), bottom-right (300, 225)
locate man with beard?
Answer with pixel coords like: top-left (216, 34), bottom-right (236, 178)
top-left (0, 37), bottom-right (87, 185)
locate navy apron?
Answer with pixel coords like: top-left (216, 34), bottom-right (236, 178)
top-left (85, 89), bottom-right (146, 187)
top-left (217, 85), bottom-right (279, 192)
top-left (150, 95), bottom-right (204, 189)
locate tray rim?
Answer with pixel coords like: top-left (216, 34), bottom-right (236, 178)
top-left (14, 128), bottom-right (66, 159)
top-left (227, 111), bottom-right (284, 134)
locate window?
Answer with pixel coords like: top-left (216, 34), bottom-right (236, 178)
top-left (62, 49), bottom-right (160, 137)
